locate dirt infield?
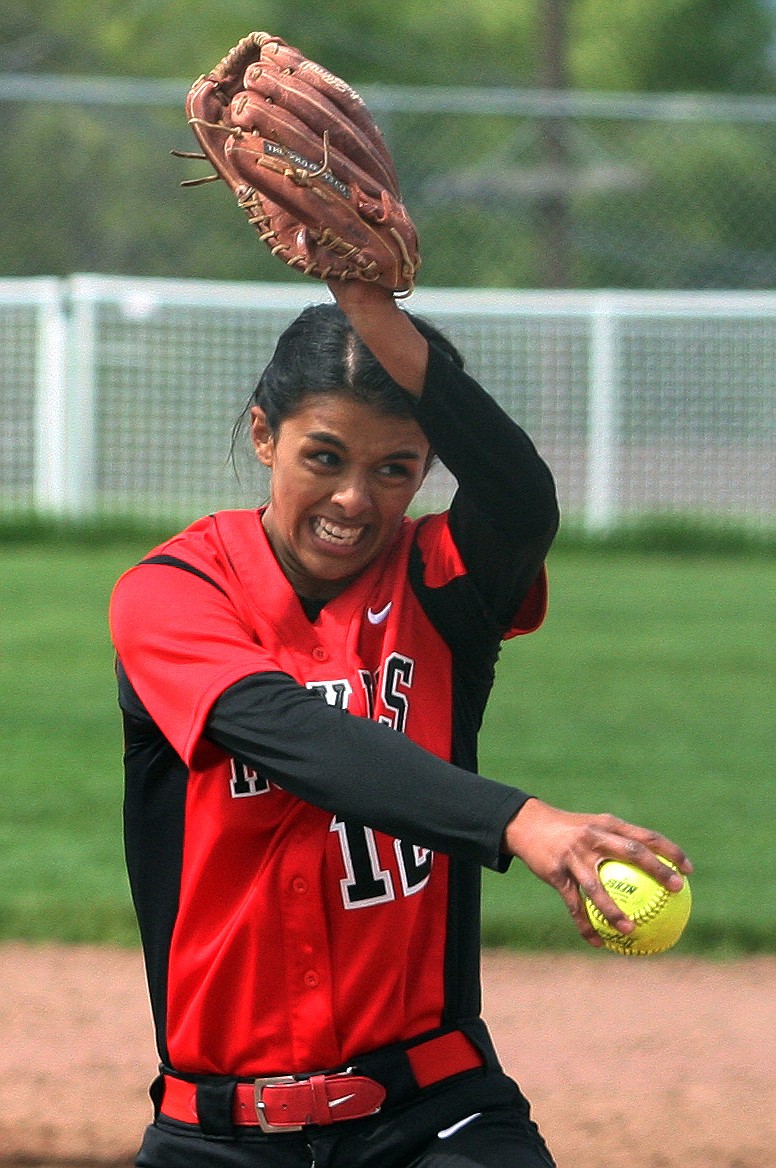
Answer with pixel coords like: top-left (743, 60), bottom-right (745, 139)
top-left (1, 943), bottom-right (774, 1168)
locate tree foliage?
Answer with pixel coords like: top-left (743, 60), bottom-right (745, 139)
top-left (4, 0), bottom-right (775, 89)
top-left (571, 0), bottom-right (776, 93)
top-left (2, 1), bottom-right (776, 285)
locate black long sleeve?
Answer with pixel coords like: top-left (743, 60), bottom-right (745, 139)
top-left (206, 672), bottom-right (528, 870)
top-left (414, 343), bottom-right (559, 625)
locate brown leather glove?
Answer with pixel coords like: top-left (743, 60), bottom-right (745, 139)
top-left (180, 32), bottom-right (420, 294)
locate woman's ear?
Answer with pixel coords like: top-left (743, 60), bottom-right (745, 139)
top-left (250, 406), bottom-right (275, 468)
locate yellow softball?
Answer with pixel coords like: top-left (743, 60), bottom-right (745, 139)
top-left (583, 856), bottom-right (692, 956)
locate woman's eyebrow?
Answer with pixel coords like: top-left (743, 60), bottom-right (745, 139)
top-left (306, 429), bottom-right (346, 448)
top-left (385, 449), bottom-right (423, 461)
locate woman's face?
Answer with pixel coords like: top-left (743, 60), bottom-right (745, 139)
top-left (252, 393), bottom-right (430, 600)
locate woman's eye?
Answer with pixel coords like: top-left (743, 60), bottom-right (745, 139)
top-left (310, 450), bottom-right (340, 469)
top-left (378, 463), bottom-right (411, 479)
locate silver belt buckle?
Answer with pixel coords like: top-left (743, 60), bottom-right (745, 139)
top-left (253, 1074), bottom-right (304, 1133)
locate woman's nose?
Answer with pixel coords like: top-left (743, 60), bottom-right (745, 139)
top-left (330, 475), bottom-right (371, 515)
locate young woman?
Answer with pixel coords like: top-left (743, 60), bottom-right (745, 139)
top-left (110, 280), bottom-right (691, 1168)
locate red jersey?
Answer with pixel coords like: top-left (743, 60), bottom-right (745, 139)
top-left (110, 344), bottom-right (556, 1080)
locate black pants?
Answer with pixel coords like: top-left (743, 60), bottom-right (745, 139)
top-left (135, 1071), bottom-right (556, 1168)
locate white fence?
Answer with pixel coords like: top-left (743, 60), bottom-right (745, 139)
top-left (2, 275), bottom-right (775, 531)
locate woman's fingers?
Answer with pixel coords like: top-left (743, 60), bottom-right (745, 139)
top-left (504, 800), bottom-right (692, 947)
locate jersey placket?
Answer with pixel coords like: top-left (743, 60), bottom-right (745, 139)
top-left (279, 810), bottom-right (340, 1070)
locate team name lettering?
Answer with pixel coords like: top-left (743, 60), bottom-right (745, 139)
top-left (306, 654), bottom-right (417, 729)
top-left (378, 653), bottom-right (414, 733)
top-left (230, 759), bottom-right (271, 798)
top-left (306, 678), bottom-right (353, 708)
top-left (358, 669), bottom-right (376, 718)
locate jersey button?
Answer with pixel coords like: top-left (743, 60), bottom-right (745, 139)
top-left (303, 970), bottom-right (320, 988)
top-left (311, 646), bottom-right (329, 662)
top-left (292, 877), bottom-right (308, 895)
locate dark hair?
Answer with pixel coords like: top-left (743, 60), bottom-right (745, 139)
top-left (231, 301), bottom-right (464, 454)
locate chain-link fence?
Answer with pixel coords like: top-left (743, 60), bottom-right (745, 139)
top-left (3, 77), bottom-right (776, 289)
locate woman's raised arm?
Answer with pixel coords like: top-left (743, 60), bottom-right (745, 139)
top-left (327, 280), bottom-right (429, 396)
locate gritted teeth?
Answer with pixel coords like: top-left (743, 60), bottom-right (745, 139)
top-left (312, 516), bottom-right (364, 546)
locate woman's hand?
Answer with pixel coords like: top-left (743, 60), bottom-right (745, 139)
top-left (503, 798), bottom-right (693, 948)
top-left (327, 280), bottom-right (428, 396)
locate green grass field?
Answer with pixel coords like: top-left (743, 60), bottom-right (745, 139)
top-left (1, 529), bottom-right (774, 953)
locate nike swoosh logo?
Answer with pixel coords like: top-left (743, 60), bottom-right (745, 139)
top-left (437, 1112), bottom-right (482, 1140)
top-left (366, 601), bottom-right (392, 625)
top-left (328, 1092), bottom-right (356, 1108)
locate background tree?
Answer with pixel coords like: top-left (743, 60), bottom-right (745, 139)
top-left (2, 0), bottom-right (776, 286)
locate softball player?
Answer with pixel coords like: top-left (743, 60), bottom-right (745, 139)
top-left (110, 280), bottom-right (691, 1168)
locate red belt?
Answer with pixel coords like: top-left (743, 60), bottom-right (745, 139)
top-left (160, 1029), bottom-right (485, 1132)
